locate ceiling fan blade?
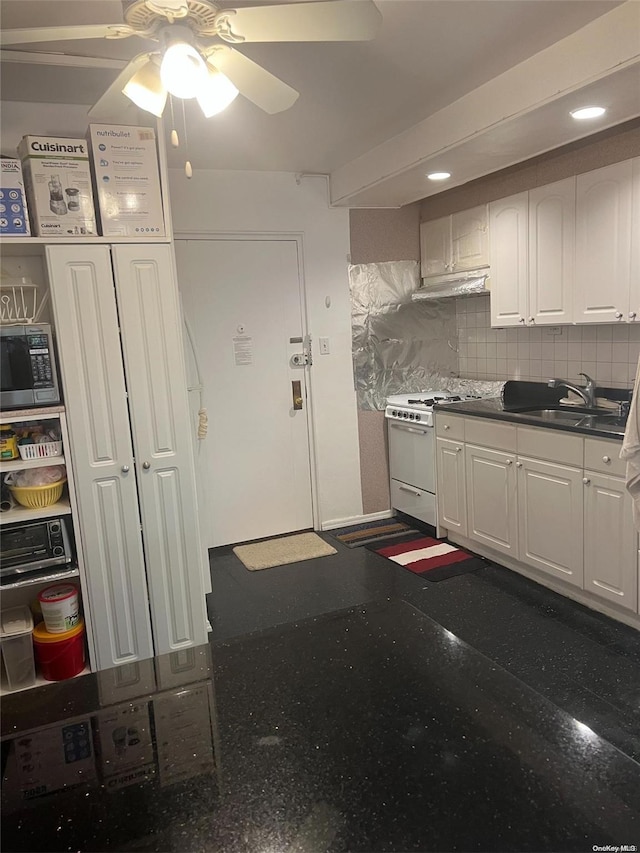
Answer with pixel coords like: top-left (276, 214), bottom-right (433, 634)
top-left (88, 53), bottom-right (155, 120)
top-left (215, 0), bottom-right (382, 44)
top-left (206, 46), bottom-right (299, 114)
top-left (0, 24), bottom-right (134, 47)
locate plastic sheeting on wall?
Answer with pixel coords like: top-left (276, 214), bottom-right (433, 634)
top-left (349, 260), bottom-right (458, 410)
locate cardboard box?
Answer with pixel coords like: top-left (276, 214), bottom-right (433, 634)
top-left (88, 124), bottom-right (165, 236)
top-left (0, 158), bottom-right (31, 235)
top-left (18, 136), bottom-right (97, 236)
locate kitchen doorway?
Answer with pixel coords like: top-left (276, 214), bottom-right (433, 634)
top-left (175, 237), bottom-right (315, 547)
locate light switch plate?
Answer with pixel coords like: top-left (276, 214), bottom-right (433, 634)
top-left (544, 326), bottom-right (563, 336)
top-left (319, 337), bottom-right (330, 354)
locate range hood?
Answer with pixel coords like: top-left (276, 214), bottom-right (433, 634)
top-left (412, 269), bottom-right (490, 301)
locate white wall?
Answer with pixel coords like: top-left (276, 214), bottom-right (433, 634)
top-left (169, 169), bottom-right (364, 528)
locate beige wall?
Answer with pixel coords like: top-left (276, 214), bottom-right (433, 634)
top-left (349, 204), bottom-right (421, 515)
top-left (419, 118), bottom-right (640, 221)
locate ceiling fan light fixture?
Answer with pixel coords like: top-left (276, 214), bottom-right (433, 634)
top-left (160, 41), bottom-right (207, 99)
top-left (122, 58), bottom-right (167, 117)
top-left (197, 64), bottom-right (239, 117)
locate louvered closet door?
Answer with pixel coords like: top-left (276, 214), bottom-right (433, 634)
top-left (46, 245), bottom-right (154, 668)
top-left (111, 245), bottom-right (207, 654)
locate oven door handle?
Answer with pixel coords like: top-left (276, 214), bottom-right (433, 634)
top-left (390, 423), bottom-right (429, 435)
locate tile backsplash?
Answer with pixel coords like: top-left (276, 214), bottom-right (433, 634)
top-left (457, 295), bottom-right (639, 389)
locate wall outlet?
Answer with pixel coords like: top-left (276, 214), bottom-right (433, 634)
top-left (544, 326), bottom-right (563, 336)
top-left (319, 336), bottom-right (330, 355)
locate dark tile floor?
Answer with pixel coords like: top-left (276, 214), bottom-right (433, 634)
top-left (209, 526), bottom-right (640, 763)
top-left (2, 523), bottom-right (639, 852)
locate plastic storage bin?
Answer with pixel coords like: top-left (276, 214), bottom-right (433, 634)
top-left (33, 620), bottom-right (85, 681)
top-left (0, 606), bottom-right (36, 691)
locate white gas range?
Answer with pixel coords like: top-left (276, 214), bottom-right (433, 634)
top-left (385, 391), bottom-right (482, 527)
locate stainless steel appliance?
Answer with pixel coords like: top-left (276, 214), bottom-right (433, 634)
top-left (0, 323), bottom-right (61, 409)
top-left (385, 391), bottom-right (480, 526)
top-left (0, 517), bottom-right (73, 583)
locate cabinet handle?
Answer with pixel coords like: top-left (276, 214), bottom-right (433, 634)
top-left (615, 311), bottom-right (623, 319)
top-left (602, 456), bottom-right (611, 463)
top-left (528, 317), bottom-right (535, 324)
top-left (455, 446), bottom-right (462, 453)
top-left (443, 424), bottom-right (450, 430)
top-left (399, 485), bottom-right (421, 497)
top-left (121, 465), bottom-right (130, 473)
top-left (516, 462), bottom-right (522, 468)
top-left (519, 318), bottom-right (525, 324)
top-left (582, 477), bottom-right (591, 485)
top-left (629, 313), bottom-right (637, 320)
top-left (505, 459), bottom-right (513, 465)
top-left (142, 461), bottom-right (151, 470)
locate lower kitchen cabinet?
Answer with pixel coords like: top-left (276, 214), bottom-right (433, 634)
top-left (436, 437), bottom-right (467, 537)
top-left (465, 444), bottom-right (518, 558)
top-left (517, 456), bottom-right (584, 588)
top-left (584, 472), bottom-right (638, 611)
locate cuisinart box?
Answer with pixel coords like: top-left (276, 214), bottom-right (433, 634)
top-left (0, 158), bottom-right (31, 235)
top-left (18, 136), bottom-right (97, 236)
top-left (88, 124), bottom-right (165, 237)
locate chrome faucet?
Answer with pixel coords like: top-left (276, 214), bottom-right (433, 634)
top-left (547, 372), bottom-right (596, 408)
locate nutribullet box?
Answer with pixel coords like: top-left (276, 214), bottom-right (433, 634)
top-left (0, 158), bottom-right (31, 235)
top-left (88, 124), bottom-right (165, 237)
top-left (18, 136), bottom-right (97, 236)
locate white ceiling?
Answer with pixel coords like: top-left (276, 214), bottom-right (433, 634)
top-left (1, 0), bottom-right (638, 207)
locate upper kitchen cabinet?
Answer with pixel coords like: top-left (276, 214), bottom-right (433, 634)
top-left (489, 193), bottom-right (528, 327)
top-left (490, 180), bottom-right (575, 327)
top-left (420, 205), bottom-right (488, 279)
top-left (574, 160), bottom-right (634, 324)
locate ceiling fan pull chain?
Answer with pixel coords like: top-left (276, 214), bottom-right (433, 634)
top-left (181, 98), bottom-right (193, 179)
top-left (169, 94), bottom-right (180, 148)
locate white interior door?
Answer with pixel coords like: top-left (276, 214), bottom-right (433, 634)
top-left (174, 238), bottom-right (313, 547)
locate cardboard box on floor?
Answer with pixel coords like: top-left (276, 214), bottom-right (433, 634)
top-left (88, 124), bottom-right (165, 237)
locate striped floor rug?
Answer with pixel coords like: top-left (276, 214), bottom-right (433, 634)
top-left (327, 518), bottom-right (420, 548)
top-left (371, 536), bottom-right (486, 581)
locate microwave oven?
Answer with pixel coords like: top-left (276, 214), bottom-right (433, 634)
top-left (0, 323), bottom-right (61, 409)
top-left (0, 516), bottom-right (73, 583)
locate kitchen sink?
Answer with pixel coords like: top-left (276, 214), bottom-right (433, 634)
top-left (521, 409), bottom-right (587, 424)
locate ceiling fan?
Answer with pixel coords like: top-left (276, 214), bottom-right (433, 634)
top-left (0, 0), bottom-right (382, 119)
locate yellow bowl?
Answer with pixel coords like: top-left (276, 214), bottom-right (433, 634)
top-left (9, 479), bottom-right (66, 509)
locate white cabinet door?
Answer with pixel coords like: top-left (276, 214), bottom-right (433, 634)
top-left (489, 193), bottom-right (528, 327)
top-left (451, 205), bottom-right (489, 272)
top-left (528, 178), bottom-right (575, 326)
top-left (517, 456), bottom-right (584, 588)
top-left (629, 157), bottom-right (640, 321)
top-left (46, 245), bottom-right (154, 669)
top-left (420, 216), bottom-right (451, 277)
top-left (584, 473), bottom-right (638, 612)
top-left (465, 444), bottom-right (518, 558)
top-left (112, 245), bottom-right (207, 654)
top-left (575, 160), bottom-right (633, 323)
top-left (436, 437), bottom-right (466, 536)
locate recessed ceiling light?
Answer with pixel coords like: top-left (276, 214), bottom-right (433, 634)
top-left (570, 106), bottom-right (606, 120)
top-left (427, 171), bottom-right (451, 181)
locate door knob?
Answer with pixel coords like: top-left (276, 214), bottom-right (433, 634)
top-left (121, 465), bottom-right (130, 473)
top-left (516, 462), bottom-right (522, 468)
top-left (528, 317), bottom-right (534, 324)
top-left (630, 313), bottom-right (637, 320)
top-left (615, 311), bottom-right (623, 319)
top-left (142, 461), bottom-right (151, 470)
top-left (443, 424), bottom-right (450, 430)
top-left (582, 477), bottom-right (590, 485)
top-left (602, 456), bottom-right (611, 463)
top-left (519, 318), bottom-right (525, 324)
top-left (505, 459), bottom-right (513, 465)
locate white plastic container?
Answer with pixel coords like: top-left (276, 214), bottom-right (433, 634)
top-left (37, 583), bottom-right (80, 633)
top-left (0, 606), bottom-right (36, 691)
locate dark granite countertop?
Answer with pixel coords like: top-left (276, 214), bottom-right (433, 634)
top-left (434, 381), bottom-right (631, 440)
top-left (2, 599), bottom-right (639, 852)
